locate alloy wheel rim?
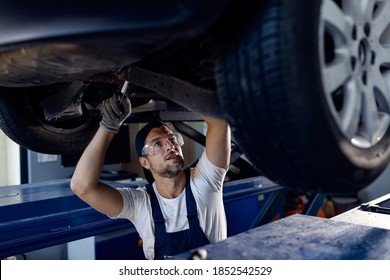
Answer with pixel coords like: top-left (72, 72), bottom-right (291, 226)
top-left (319, 0), bottom-right (390, 148)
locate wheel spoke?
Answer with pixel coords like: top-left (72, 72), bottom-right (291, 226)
top-left (339, 80), bottom-right (362, 139)
top-left (361, 88), bottom-right (381, 144)
top-left (372, 0), bottom-right (390, 37)
top-left (322, 0), bottom-right (351, 37)
top-left (322, 51), bottom-right (351, 95)
top-left (376, 43), bottom-right (390, 63)
top-left (341, 0), bottom-right (371, 23)
top-left (372, 65), bottom-right (390, 108)
top-left (371, 63), bottom-right (390, 143)
top-left (377, 112), bottom-right (390, 142)
top-left (321, 0), bottom-right (353, 96)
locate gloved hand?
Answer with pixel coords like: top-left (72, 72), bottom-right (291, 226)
top-left (98, 93), bottom-right (131, 133)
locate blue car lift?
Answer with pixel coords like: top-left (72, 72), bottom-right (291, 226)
top-left (0, 176), bottom-right (326, 259)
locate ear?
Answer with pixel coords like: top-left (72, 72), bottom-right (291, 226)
top-left (139, 157), bottom-right (150, 169)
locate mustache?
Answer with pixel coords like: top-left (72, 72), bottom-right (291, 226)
top-left (164, 151), bottom-right (182, 161)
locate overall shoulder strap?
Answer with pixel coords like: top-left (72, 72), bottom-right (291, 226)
top-left (145, 184), bottom-right (165, 225)
top-left (183, 168), bottom-right (198, 221)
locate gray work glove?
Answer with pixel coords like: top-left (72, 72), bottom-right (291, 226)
top-left (98, 93), bottom-right (131, 133)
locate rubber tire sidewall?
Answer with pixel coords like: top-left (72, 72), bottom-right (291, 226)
top-left (217, 0), bottom-right (390, 193)
top-left (0, 86), bottom-right (100, 155)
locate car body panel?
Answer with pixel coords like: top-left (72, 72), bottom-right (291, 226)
top-left (0, 0), bottom-right (230, 87)
top-left (0, 0), bottom-right (229, 46)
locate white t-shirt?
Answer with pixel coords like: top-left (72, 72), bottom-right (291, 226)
top-left (112, 151), bottom-right (227, 260)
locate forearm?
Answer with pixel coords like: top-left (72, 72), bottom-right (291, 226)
top-left (201, 115), bottom-right (231, 169)
top-left (71, 127), bottom-right (115, 195)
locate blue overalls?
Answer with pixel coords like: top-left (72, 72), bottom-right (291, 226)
top-left (145, 169), bottom-right (210, 259)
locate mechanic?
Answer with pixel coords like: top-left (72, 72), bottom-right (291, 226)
top-left (70, 93), bottom-right (231, 260)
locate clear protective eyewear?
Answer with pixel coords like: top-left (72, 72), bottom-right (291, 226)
top-left (141, 133), bottom-right (184, 156)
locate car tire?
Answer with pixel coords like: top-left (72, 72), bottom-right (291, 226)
top-left (217, 0), bottom-right (390, 193)
top-left (0, 86), bottom-right (100, 155)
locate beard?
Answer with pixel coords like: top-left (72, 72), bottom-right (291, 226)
top-left (149, 153), bottom-right (185, 178)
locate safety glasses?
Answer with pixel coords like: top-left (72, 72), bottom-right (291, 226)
top-left (141, 133), bottom-right (184, 156)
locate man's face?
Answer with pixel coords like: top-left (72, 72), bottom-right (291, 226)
top-left (143, 126), bottom-right (184, 179)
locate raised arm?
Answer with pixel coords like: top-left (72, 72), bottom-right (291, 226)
top-left (70, 128), bottom-right (123, 216)
top-left (201, 114), bottom-right (231, 169)
top-left (70, 93), bottom-right (131, 217)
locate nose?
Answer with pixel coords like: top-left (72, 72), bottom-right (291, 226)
top-left (164, 138), bottom-right (176, 151)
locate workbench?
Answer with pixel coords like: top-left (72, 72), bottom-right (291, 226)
top-left (175, 193), bottom-right (390, 259)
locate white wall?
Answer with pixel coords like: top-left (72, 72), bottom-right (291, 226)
top-left (0, 131), bottom-right (20, 187)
